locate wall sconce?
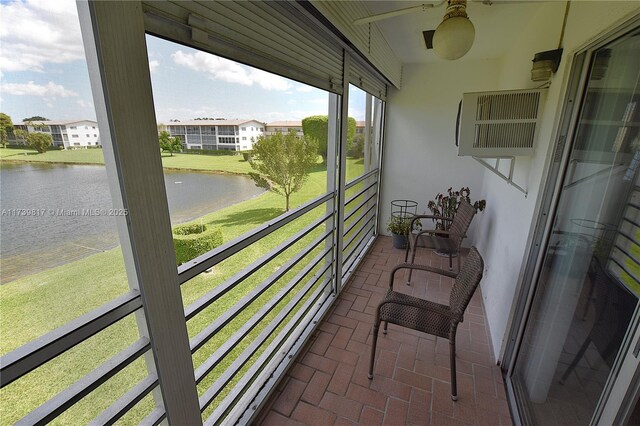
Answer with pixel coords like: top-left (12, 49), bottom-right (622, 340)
top-left (531, 48), bottom-right (563, 81)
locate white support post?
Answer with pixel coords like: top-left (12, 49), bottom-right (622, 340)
top-left (77, 1), bottom-right (202, 424)
top-left (335, 51), bottom-right (351, 292)
top-left (364, 93), bottom-right (372, 173)
top-left (326, 93), bottom-right (340, 293)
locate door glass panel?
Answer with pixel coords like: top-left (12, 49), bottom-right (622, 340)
top-left (511, 29), bottom-right (640, 425)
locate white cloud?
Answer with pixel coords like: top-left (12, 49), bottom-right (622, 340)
top-left (149, 60), bottom-right (160, 74)
top-left (171, 50), bottom-right (292, 91)
top-left (2, 81), bottom-right (78, 98)
top-left (76, 99), bottom-right (92, 108)
top-left (0, 0), bottom-right (84, 73)
top-left (296, 85), bottom-right (313, 93)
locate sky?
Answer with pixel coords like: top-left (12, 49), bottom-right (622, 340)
top-left (0, 0), bottom-right (366, 125)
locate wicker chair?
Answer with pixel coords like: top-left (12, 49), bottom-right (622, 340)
top-left (405, 200), bottom-right (477, 279)
top-left (368, 247), bottom-right (484, 401)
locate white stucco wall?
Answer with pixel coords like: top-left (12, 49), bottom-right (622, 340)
top-left (382, 1), bottom-right (640, 362)
top-left (380, 58), bottom-right (501, 238)
top-left (473, 2), bottom-right (640, 360)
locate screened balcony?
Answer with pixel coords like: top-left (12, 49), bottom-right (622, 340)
top-left (257, 237), bottom-right (512, 425)
top-left (2, 1), bottom-right (640, 425)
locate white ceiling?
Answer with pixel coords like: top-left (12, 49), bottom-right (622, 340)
top-left (361, 1), bottom-right (555, 63)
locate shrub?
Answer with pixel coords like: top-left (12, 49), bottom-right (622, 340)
top-left (172, 224), bottom-right (223, 266)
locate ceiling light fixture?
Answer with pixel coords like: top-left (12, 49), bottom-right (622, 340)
top-left (432, 0), bottom-right (475, 60)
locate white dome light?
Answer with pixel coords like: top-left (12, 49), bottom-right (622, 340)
top-left (432, 0), bottom-right (475, 61)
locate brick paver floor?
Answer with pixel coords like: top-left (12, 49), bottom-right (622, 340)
top-left (257, 236), bottom-right (512, 425)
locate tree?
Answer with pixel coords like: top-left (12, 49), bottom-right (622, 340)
top-left (14, 129), bottom-right (28, 145)
top-left (27, 132), bottom-right (52, 153)
top-left (23, 116), bottom-right (49, 122)
top-left (301, 115), bottom-right (356, 164)
top-left (348, 133), bottom-right (365, 158)
top-left (249, 130), bottom-right (318, 212)
top-left (159, 130), bottom-right (182, 156)
top-left (0, 113), bottom-right (13, 147)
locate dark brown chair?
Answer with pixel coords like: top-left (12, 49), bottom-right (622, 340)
top-left (405, 200), bottom-right (477, 279)
top-left (368, 247), bottom-right (484, 401)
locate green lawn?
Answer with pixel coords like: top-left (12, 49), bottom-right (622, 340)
top-left (0, 156), bottom-right (366, 425)
top-left (0, 147), bottom-right (253, 175)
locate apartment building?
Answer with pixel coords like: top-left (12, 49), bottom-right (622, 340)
top-left (264, 121), bottom-right (304, 136)
top-left (265, 120), bottom-right (366, 137)
top-left (15, 120), bottom-right (100, 148)
top-left (167, 119), bottom-right (265, 151)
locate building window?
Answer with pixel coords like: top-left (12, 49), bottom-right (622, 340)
top-left (71, 134), bottom-right (79, 138)
top-left (241, 127), bottom-right (246, 131)
top-left (218, 137), bottom-right (236, 144)
top-left (70, 126), bottom-right (77, 129)
top-left (242, 137), bottom-right (247, 141)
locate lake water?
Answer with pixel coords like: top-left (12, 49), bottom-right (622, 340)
top-left (0, 163), bottom-right (264, 283)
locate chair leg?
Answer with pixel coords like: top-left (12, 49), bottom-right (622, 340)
top-left (560, 337), bottom-right (591, 384)
top-left (407, 244), bottom-right (418, 285)
top-left (450, 340), bottom-right (458, 401)
top-left (449, 252), bottom-right (453, 271)
top-left (368, 321), bottom-right (381, 380)
top-left (383, 321), bottom-right (388, 334)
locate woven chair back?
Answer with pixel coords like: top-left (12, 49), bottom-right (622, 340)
top-left (449, 246), bottom-right (484, 317)
top-left (448, 200), bottom-right (476, 248)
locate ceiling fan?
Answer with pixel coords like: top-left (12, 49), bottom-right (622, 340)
top-left (354, 0), bottom-right (514, 60)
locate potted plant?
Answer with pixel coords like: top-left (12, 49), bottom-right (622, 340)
top-left (427, 186), bottom-right (486, 232)
top-left (387, 215), bottom-right (412, 249)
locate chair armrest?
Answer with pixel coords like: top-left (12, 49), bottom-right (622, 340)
top-left (389, 262), bottom-right (457, 289)
top-left (379, 292), bottom-right (455, 319)
top-left (409, 214), bottom-right (452, 230)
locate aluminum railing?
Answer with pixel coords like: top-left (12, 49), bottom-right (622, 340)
top-left (3, 170), bottom-right (381, 424)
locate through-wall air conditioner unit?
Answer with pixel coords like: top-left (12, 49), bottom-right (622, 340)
top-left (457, 88), bottom-right (546, 157)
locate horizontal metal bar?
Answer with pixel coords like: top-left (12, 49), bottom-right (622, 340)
top-left (89, 375), bottom-right (158, 426)
top-left (610, 258), bottom-right (640, 287)
top-left (342, 235), bottom-right (376, 284)
top-left (623, 216), bottom-right (640, 229)
top-left (344, 212), bottom-right (376, 255)
top-left (191, 228), bottom-right (333, 355)
top-left (1, 291), bottom-right (142, 388)
top-left (195, 237), bottom-right (330, 383)
top-left (343, 222), bottom-right (376, 272)
top-left (344, 190), bottom-right (376, 222)
top-left (232, 279), bottom-right (337, 425)
top-left (17, 339), bottom-right (150, 426)
top-left (610, 257), bottom-right (640, 288)
top-left (618, 230), bottom-right (640, 246)
top-left (178, 192), bottom-right (333, 283)
top-left (344, 200), bottom-right (376, 236)
top-left (613, 244), bottom-right (640, 269)
top-left (202, 265), bottom-right (333, 421)
top-left (345, 169), bottom-right (378, 190)
top-left (344, 179), bottom-right (377, 208)
top-left (628, 202), bottom-right (640, 211)
top-left (139, 407), bottom-right (166, 426)
top-left (185, 211), bottom-right (332, 321)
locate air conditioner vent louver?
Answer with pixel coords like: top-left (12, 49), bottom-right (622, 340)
top-left (459, 89), bottom-right (546, 157)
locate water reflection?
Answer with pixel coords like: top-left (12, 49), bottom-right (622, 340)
top-left (0, 163), bottom-right (263, 283)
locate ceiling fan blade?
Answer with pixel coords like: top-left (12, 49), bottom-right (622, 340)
top-left (423, 30), bottom-right (435, 49)
top-left (354, 1), bottom-right (445, 25)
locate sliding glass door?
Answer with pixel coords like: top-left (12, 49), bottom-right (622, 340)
top-left (509, 25), bottom-right (640, 425)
